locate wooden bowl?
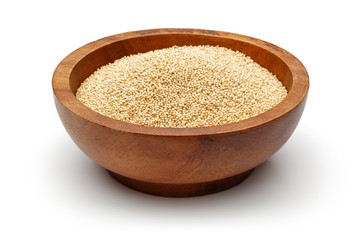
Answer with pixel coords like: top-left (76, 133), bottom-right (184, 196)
top-left (52, 29), bottom-right (309, 197)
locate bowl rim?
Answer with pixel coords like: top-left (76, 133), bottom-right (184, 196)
top-left (52, 28), bottom-right (309, 136)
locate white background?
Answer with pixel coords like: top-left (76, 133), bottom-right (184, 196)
top-left (1, 0), bottom-right (359, 239)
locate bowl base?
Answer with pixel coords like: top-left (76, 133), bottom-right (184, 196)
top-left (107, 169), bottom-right (254, 197)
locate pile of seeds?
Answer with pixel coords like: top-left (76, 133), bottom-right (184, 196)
top-left (76, 45), bottom-right (287, 128)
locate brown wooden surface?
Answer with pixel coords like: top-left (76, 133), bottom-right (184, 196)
top-left (52, 28), bottom-right (309, 197)
top-left (108, 169), bottom-right (254, 197)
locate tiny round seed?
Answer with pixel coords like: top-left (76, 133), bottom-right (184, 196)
top-left (76, 45), bottom-right (287, 128)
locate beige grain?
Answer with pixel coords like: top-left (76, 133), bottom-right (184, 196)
top-left (76, 45), bottom-right (287, 128)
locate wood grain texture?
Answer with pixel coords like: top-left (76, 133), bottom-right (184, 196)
top-left (108, 169), bottom-right (254, 197)
top-left (52, 28), bottom-right (309, 197)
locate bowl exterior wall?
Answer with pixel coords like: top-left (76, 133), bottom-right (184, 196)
top-left (54, 94), bottom-right (307, 184)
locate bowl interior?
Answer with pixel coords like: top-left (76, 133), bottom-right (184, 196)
top-left (69, 33), bottom-right (292, 95)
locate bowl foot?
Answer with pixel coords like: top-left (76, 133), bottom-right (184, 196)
top-left (107, 169), bottom-right (254, 197)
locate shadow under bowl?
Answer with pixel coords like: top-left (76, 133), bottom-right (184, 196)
top-left (52, 28), bottom-right (309, 197)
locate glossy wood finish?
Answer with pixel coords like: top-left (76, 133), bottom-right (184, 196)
top-left (108, 169), bottom-right (254, 197)
top-left (52, 29), bottom-right (309, 197)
